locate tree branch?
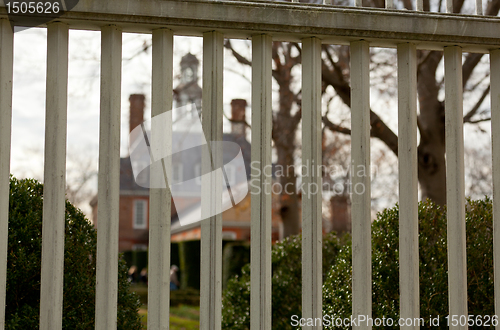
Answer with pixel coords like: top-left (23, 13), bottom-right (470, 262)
top-left (466, 117), bottom-right (491, 124)
top-left (463, 85), bottom-right (491, 123)
top-left (322, 116), bottom-right (352, 136)
top-left (224, 39), bottom-right (252, 66)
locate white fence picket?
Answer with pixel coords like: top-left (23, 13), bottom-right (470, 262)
top-left (490, 49), bottom-right (500, 328)
top-left (397, 42), bottom-right (420, 329)
top-left (250, 33), bottom-right (273, 330)
top-left (444, 45), bottom-right (467, 330)
top-left (301, 36), bottom-right (323, 330)
top-left (350, 40), bottom-right (372, 330)
top-left (148, 28), bottom-right (174, 330)
top-left (200, 30), bottom-right (224, 330)
top-left (95, 25), bottom-right (122, 330)
top-left (0, 18), bottom-right (13, 330)
top-left (40, 22), bottom-right (69, 330)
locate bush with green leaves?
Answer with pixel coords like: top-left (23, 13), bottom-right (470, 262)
top-left (324, 198), bottom-right (494, 329)
top-left (221, 233), bottom-right (349, 329)
top-left (222, 198), bottom-right (494, 329)
top-left (5, 177), bottom-right (142, 330)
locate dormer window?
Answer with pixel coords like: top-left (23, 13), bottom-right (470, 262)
top-left (183, 67), bottom-right (194, 83)
top-left (172, 164), bottom-right (183, 184)
top-left (133, 200), bottom-right (147, 229)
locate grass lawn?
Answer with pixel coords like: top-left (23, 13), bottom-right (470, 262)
top-left (139, 304), bottom-right (200, 329)
top-left (131, 284), bottom-right (200, 329)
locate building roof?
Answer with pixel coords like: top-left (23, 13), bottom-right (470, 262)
top-left (120, 131), bottom-right (252, 194)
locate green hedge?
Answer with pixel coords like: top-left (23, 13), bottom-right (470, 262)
top-left (179, 240), bottom-right (201, 290)
top-left (122, 250), bottom-right (148, 273)
top-left (5, 177), bottom-right (142, 330)
top-left (221, 233), bottom-right (349, 329)
top-left (222, 198), bottom-right (495, 329)
top-left (324, 198), bottom-right (494, 329)
top-left (222, 241), bottom-right (250, 289)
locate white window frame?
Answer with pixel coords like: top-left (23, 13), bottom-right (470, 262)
top-left (133, 199), bottom-right (147, 229)
top-left (172, 164), bottom-right (183, 184)
top-left (224, 164), bottom-right (236, 186)
top-left (194, 163), bottom-right (201, 185)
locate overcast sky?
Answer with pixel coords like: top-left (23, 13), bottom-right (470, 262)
top-left (9, 26), bottom-right (493, 214)
top-left (9, 28), bottom-right (255, 213)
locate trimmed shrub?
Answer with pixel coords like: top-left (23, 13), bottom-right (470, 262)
top-left (323, 198), bottom-right (494, 329)
top-left (5, 177), bottom-right (142, 330)
top-left (222, 241), bottom-right (250, 289)
top-left (222, 198), bottom-right (495, 329)
top-left (178, 240), bottom-right (201, 290)
top-left (221, 233), bottom-right (349, 329)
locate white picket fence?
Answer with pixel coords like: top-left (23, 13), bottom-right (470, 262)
top-left (1, 1), bottom-right (500, 329)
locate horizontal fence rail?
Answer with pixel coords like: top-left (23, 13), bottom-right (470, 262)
top-left (0, 1), bottom-right (499, 329)
top-left (1, 0), bottom-right (500, 52)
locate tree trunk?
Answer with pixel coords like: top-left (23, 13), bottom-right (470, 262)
top-left (417, 51), bottom-right (447, 205)
top-left (272, 49), bottom-right (302, 237)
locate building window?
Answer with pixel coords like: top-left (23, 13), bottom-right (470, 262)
top-left (224, 165), bottom-right (236, 186)
top-left (172, 164), bottom-right (183, 184)
top-left (132, 244), bottom-right (148, 251)
top-left (222, 231), bottom-right (237, 240)
top-left (194, 163), bottom-right (201, 185)
top-left (133, 200), bottom-right (147, 229)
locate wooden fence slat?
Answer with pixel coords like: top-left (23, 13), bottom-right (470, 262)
top-left (476, 0), bottom-right (483, 15)
top-left (444, 45), bottom-right (467, 330)
top-left (397, 42), bottom-right (420, 330)
top-left (40, 22), bottom-right (69, 330)
top-left (250, 33), bottom-right (273, 330)
top-left (416, 0), bottom-right (424, 11)
top-left (200, 30), bottom-right (224, 330)
top-left (148, 28), bottom-right (174, 330)
top-left (0, 19), bottom-right (13, 330)
top-left (490, 49), bottom-right (500, 328)
top-left (301, 36), bottom-right (323, 330)
top-left (350, 40), bottom-right (372, 330)
top-left (95, 25), bottom-right (122, 330)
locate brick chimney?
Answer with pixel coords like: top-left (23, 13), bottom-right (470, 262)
top-left (230, 99), bottom-right (247, 137)
top-left (129, 94), bottom-right (145, 133)
top-left (330, 194), bottom-right (351, 234)
top-left (129, 94), bottom-right (145, 153)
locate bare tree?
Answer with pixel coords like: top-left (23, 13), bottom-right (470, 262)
top-left (321, 0), bottom-right (500, 206)
top-left (225, 0), bottom-right (499, 237)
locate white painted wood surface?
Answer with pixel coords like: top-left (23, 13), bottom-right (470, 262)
top-left (200, 30), bottom-right (224, 330)
top-left (148, 28), bottom-right (173, 330)
top-left (95, 25), bottom-right (122, 330)
top-left (416, 0), bottom-right (424, 11)
top-left (350, 40), bottom-right (372, 330)
top-left (301, 37), bottom-right (323, 330)
top-left (385, 0), bottom-right (395, 10)
top-left (446, 0), bottom-right (453, 13)
top-left (476, 0), bottom-right (483, 15)
top-left (39, 22), bottom-right (69, 330)
top-left (397, 42), bottom-right (419, 330)
top-left (0, 19), bottom-right (13, 330)
top-left (250, 33), bottom-right (272, 330)
top-left (490, 49), bottom-right (500, 327)
top-left (444, 45), bottom-right (467, 330)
